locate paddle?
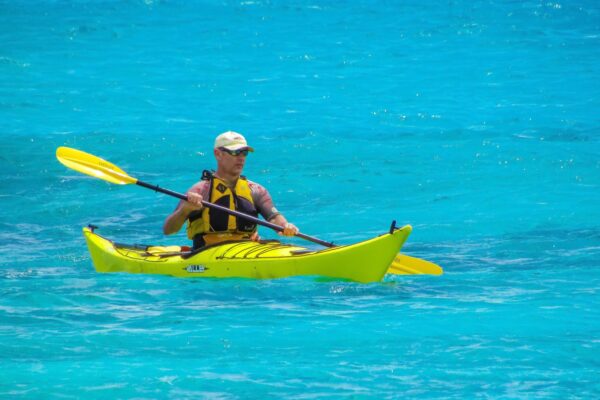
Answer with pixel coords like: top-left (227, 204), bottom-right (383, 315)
top-left (56, 146), bottom-right (333, 247)
top-left (389, 254), bottom-right (443, 275)
top-left (56, 146), bottom-right (443, 275)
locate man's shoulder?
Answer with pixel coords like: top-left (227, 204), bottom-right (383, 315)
top-left (247, 179), bottom-right (267, 192)
top-left (192, 179), bottom-right (210, 187)
top-left (246, 178), bottom-right (261, 187)
top-left (190, 180), bottom-right (210, 192)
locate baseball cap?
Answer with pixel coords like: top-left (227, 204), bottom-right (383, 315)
top-left (214, 131), bottom-right (254, 152)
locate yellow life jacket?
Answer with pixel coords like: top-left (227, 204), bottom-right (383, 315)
top-left (186, 171), bottom-right (258, 246)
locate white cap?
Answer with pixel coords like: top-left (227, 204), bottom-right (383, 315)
top-left (214, 131), bottom-right (254, 152)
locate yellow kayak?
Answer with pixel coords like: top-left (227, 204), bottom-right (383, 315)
top-left (83, 225), bottom-right (412, 283)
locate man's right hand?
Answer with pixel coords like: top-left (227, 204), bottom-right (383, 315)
top-left (183, 191), bottom-right (204, 212)
top-left (164, 187), bottom-right (205, 236)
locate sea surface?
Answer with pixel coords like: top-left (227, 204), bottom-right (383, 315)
top-left (1, 0), bottom-right (599, 398)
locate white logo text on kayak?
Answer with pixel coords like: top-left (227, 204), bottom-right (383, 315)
top-left (185, 265), bottom-right (207, 273)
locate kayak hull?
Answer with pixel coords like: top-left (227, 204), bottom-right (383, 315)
top-left (83, 225), bottom-right (412, 283)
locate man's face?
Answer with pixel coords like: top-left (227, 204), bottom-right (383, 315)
top-left (215, 147), bottom-right (248, 176)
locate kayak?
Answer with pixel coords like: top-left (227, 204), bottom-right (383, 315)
top-left (83, 224), bottom-right (412, 283)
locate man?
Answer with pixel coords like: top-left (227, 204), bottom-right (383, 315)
top-left (163, 131), bottom-right (299, 249)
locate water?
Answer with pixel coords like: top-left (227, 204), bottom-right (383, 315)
top-left (1, 0), bottom-right (599, 398)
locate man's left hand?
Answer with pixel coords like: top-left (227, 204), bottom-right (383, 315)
top-left (279, 223), bottom-right (299, 237)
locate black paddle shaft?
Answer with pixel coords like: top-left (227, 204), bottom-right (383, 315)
top-left (136, 180), bottom-right (335, 248)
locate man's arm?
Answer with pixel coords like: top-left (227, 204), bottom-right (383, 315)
top-left (268, 214), bottom-right (299, 237)
top-left (163, 183), bottom-right (206, 235)
top-left (251, 182), bottom-right (299, 237)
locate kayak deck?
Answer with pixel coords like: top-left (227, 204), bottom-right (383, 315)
top-left (83, 225), bottom-right (412, 282)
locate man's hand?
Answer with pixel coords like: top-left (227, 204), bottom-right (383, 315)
top-left (183, 191), bottom-right (204, 212)
top-left (278, 222), bottom-right (299, 237)
top-left (163, 187), bottom-right (204, 236)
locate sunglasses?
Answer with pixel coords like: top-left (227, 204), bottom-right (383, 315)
top-left (219, 147), bottom-right (249, 157)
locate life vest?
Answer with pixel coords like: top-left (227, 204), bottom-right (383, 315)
top-left (186, 170), bottom-right (258, 246)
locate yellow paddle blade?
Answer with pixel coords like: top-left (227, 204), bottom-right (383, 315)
top-left (387, 254), bottom-right (444, 275)
top-left (56, 147), bottom-right (137, 185)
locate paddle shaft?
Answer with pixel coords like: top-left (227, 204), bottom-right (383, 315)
top-left (135, 180), bottom-right (336, 248)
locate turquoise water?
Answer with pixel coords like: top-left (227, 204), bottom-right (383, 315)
top-left (1, 0), bottom-right (599, 398)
